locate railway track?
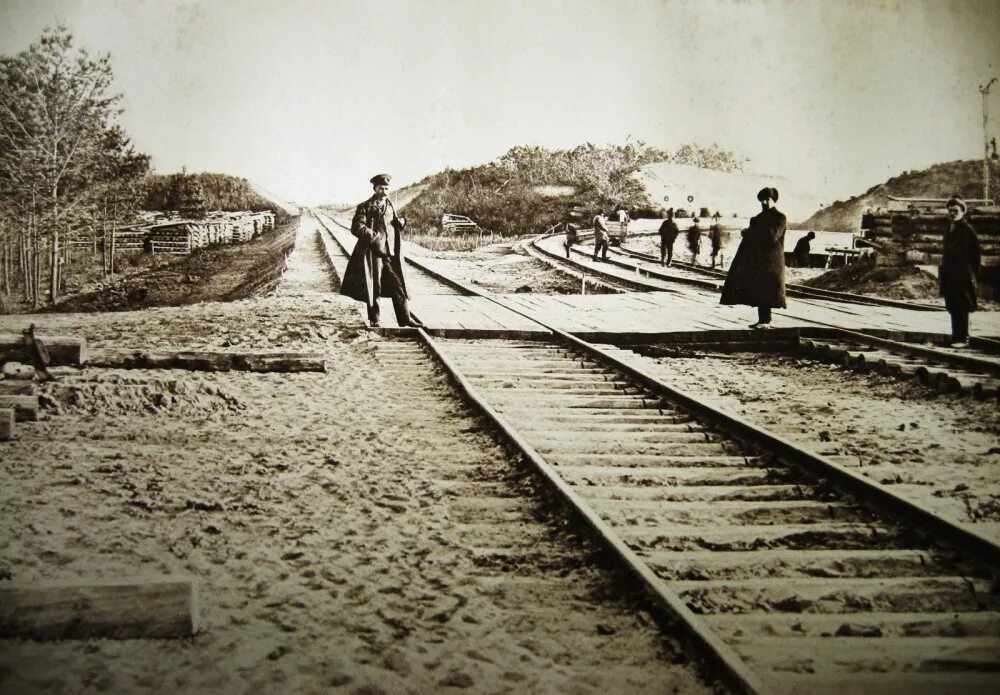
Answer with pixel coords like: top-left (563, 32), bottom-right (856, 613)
top-left (310, 207), bottom-right (1000, 692)
top-left (420, 333), bottom-right (1000, 693)
top-left (531, 229), bottom-right (944, 311)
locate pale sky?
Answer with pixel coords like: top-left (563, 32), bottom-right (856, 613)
top-left (1, 0), bottom-right (998, 207)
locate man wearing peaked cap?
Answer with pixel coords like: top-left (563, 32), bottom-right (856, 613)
top-left (340, 173), bottom-right (423, 328)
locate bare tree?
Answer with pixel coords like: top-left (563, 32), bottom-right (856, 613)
top-left (0, 26), bottom-right (144, 305)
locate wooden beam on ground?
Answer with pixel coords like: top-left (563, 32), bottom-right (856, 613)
top-left (0, 577), bottom-right (198, 640)
top-left (0, 334), bottom-right (86, 366)
top-left (0, 408), bottom-right (12, 440)
top-left (87, 349), bottom-right (326, 373)
top-left (0, 395), bottom-right (38, 421)
top-left (0, 382), bottom-right (36, 396)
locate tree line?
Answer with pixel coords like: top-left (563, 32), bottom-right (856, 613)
top-left (0, 28), bottom-right (286, 311)
top-left (0, 27), bottom-right (151, 309)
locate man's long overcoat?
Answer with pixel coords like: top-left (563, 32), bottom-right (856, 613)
top-left (341, 196), bottom-right (409, 305)
top-left (939, 218), bottom-right (981, 313)
top-left (720, 206), bottom-right (787, 308)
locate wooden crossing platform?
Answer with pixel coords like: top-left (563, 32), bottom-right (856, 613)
top-left (408, 248), bottom-right (999, 336)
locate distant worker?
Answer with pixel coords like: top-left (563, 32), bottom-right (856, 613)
top-left (720, 187), bottom-right (787, 329)
top-left (617, 207), bottom-right (631, 243)
top-left (658, 208), bottom-right (680, 266)
top-left (792, 231), bottom-right (816, 267)
top-left (563, 211), bottom-right (582, 258)
top-left (593, 212), bottom-right (610, 262)
top-left (341, 173), bottom-right (423, 328)
top-left (939, 197), bottom-right (981, 347)
top-left (686, 217), bottom-right (703, 265)
top-left (709, 219), bottom-right (725, 268)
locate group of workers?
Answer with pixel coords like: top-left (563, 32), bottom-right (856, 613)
top-left (341, 174), bottom-right (982, 347)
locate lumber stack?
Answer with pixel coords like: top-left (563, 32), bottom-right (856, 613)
top-left (113, 225), bottom-right (148, 251)
top-left (861, 206), bottom-right (1000, 266)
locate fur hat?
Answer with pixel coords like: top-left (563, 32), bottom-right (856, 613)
top-left (757, 187), bottom-right (779, 202)
top-left (370, 173), bottom-right (391, 186)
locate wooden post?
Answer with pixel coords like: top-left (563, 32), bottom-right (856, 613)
top-left (0, 395), bottom-right (39, 421)
top-left (0, 407), bottom-right (13, 441)
top-left (581, 273), bottom-right (586, 295)
top-left (0, 577), bottom-right (198, 640)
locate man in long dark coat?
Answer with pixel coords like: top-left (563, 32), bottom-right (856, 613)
top-left (340, 173), bottom-right (422, 328)
top-left (939, 197), bottom-right (981, 347)
top-left (658, 208), bottom-right (679, 266)
top-left (720, 187), bottom-right (787, 329)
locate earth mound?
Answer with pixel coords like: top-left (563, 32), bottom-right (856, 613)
top-left (801, 258), bottom-right (941, 301)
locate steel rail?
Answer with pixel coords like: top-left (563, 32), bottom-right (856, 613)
top-left (616, 240), bottom-right (944, 311)
top-left (817, 325), bottom-right (1000, 376)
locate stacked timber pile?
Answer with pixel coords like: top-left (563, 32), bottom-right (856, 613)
top-left (113, 224), bottom-right (149, 251)
top-left (147, 221), bottom-right (196, 254)
top-left (99, 210), bottom-right (276, 255)
top-left (861, 197), bottom-right (1000, 267)
top-left (0, 332), bottom-right (86, 441)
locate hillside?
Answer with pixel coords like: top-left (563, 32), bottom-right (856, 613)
top-left (399, 142), bottom-right (747, 237)
top-left (798, 160), bottom-right (999, 232)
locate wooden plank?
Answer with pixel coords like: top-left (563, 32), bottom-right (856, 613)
top-left (0, 577), bottom-right (198, 640)
top-left (0, 395), bottom-right (38, 422)
top-left (0, 334), bottom-right (86, 366)
top-left (0, 407), bottom-right (12, 440)
top-left (86, 350), bottom-right (325, 373)
top-left (0, 382), bottom-right (35, 396)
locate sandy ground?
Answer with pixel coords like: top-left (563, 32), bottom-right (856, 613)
top-left (0, 219), bottom-right (715, 694)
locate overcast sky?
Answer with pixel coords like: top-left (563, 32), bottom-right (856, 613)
top-left (1, 0), bottom-right (998, 206)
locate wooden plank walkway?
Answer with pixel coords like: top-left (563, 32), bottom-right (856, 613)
top-left (410, 288), bottom-right (1000, 336)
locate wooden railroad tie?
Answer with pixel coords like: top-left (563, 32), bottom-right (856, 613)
top-left (0, 577), bottom-right (198, 640)
top-left (0, 333), bottom-right (86, 366)
top-left (0, 395), bottom-right (39, 422)
top-left (87, 349), bottom-right (326, 373)
top-left (0, 407), bottom-right (13, 441)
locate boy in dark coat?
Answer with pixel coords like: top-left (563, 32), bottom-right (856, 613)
top-left (720, 187), bottom-right (787, 329)
top-left (658, 209), bottom-right (679, 266)
top-left (341, 173), bottom-right (422, 328)
top-left (939, 197), bottom-right (981, 347)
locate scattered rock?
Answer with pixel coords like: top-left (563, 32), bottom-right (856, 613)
top-left (185, 499), bottom-right (224, 512)
top-left (438, 671), bottom-right (475, 689)
top-left (266, 645), bottom-right (291, 661)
